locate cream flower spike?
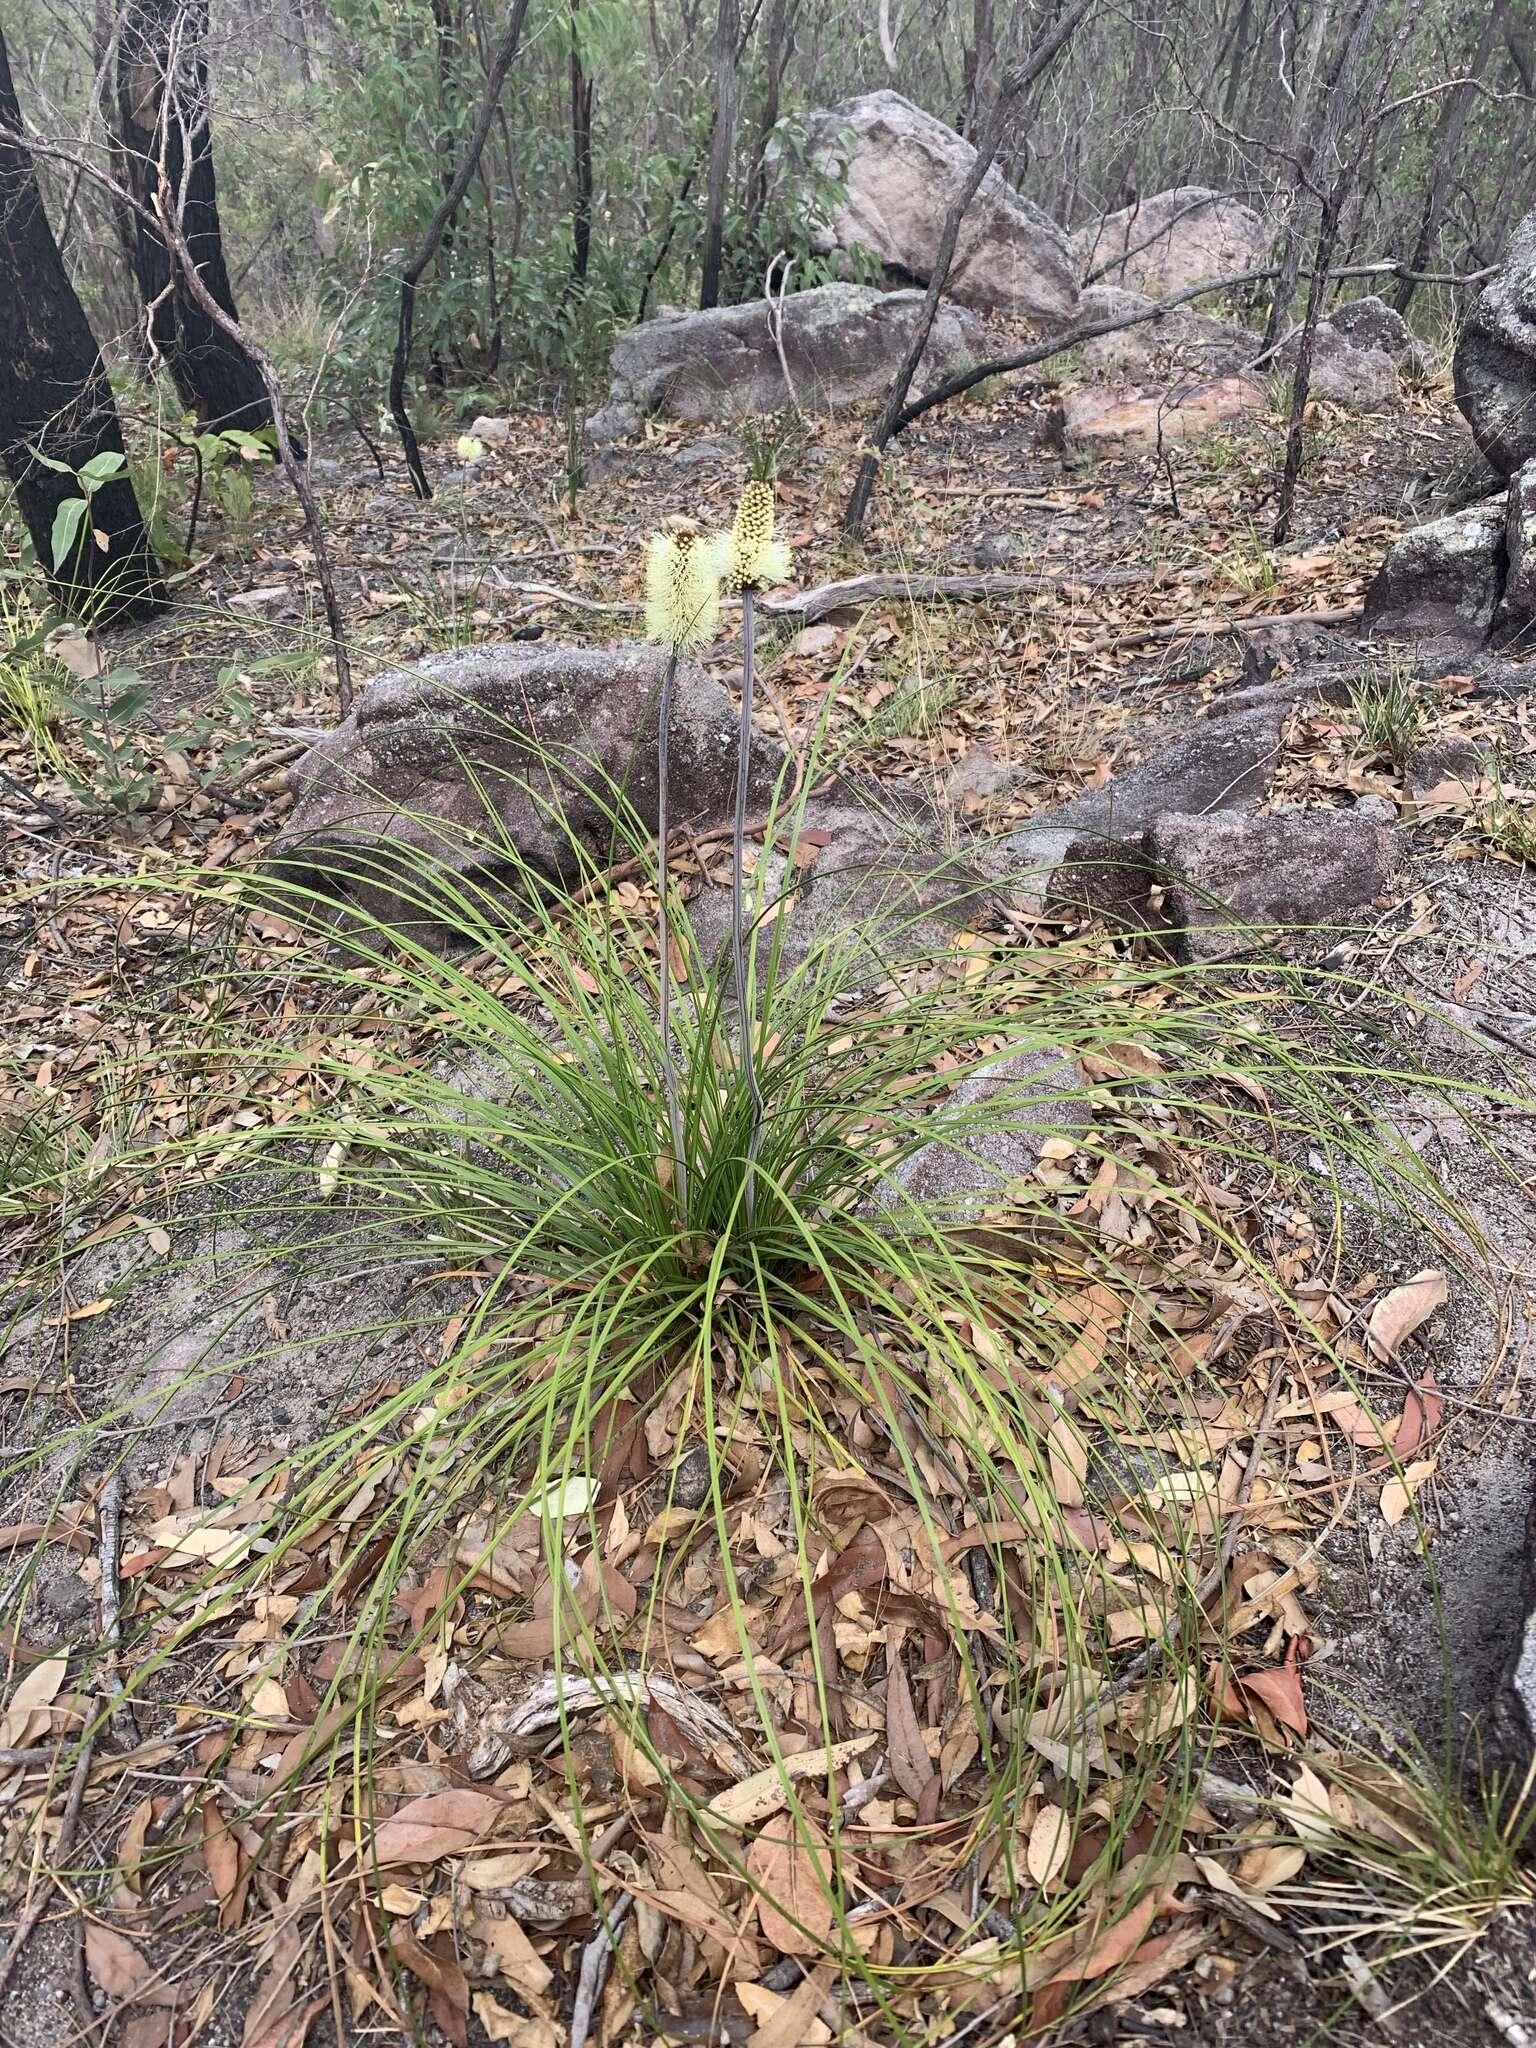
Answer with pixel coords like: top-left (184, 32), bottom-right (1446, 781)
top-left (717, 479), bottom-right (792, 594)
top-left (644, 530), bottom-right (721, 652)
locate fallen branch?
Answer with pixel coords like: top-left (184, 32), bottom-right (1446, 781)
top-left (1073, 600), bottom-right (1363, 655)
top-left (761, 563), bottom-right (1228, 624)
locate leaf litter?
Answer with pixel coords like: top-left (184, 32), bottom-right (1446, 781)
top-left (3, 384), bottom-right (1533, 2041)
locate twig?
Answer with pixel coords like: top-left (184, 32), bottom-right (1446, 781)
top-left (760, 565), bottom-right (1225, 624)
top-left (1076, 602), bottom-right (1363, 655)
top-left (98, 1472), bottom-right (130, 1731)
top-left (0, 1726), bottom-right (96, 2001)
top-left (569, 1893), bottom-right (632, 2048)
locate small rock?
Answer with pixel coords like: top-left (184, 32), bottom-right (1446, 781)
top-left (1146, 809), bottom-right (1393, 961)
top-left (1076, 283), bottom-right (1257, 380)
top-left (1362, 497), bottom-right (1507, 643)
top-left (668, 438), bottom-right (740, 469)
top-left (790, 624), bottom-right (840, 658)
top-left (227, 585), bottom-right (290, 613)
top-left (968, 534), bottom-right (1022, 568)
top-left (1326, 294), bottom-right (1431, 373)
top-left (1406, 738), bottom-right (1483, 801)
top-left (1273, 322), bottom-right (1399, 411)
top-left (468, 415), bottom-right (512, 446)
top-left (943, 747), bottom-right (1019, 805)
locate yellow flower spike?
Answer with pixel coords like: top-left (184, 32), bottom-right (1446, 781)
top-left (644, 530), bottom-right (721, 653)
top-left (718, 479), bottom-right (792, 594)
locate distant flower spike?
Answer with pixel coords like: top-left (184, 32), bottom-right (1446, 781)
top-left (644, 531), bottom-right (721, 652)
top-left (718, 480), bottom-right (792, 594)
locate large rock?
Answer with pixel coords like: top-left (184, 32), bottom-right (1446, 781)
top-left (1362, 497), bottom-right (1507, 642)
top-left (802, 90), bottom-right (1079, 325)
top-left (273, 643), bottom-right (786, 942)
top-left (1326, 294), bottom-right (1431, 374)
top-left (1273, 321), bottom-right (1399, 411)
top-left (1145, 810), bottom-right (1392, 962)
top-left (1056, 375), bottom-right (1264, 451)
top-left (1501, 458), bottom-right (1536, 629)
top-left (1078, 187), bottom-right (1269, 298)
top-left (1454, 207), bottom-right (1536, 477)
top-left (1076, 283), bottom-right (1256, 379)
top-left (584, 283), bottom-right (982, 440)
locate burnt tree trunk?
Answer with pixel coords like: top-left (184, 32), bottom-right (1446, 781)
top-left (115, 0), bottom-right (272, 431)
top-left (569, 0), bottom-right (593, 284)
top-left (0, 27), bottom-right (162, 620)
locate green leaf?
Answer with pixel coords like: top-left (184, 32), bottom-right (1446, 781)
top-left (50, 496), bottom-right (88, 570)
top-left (78, 451), bottom-right (127, 487)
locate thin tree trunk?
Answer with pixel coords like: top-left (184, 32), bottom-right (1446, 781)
top-left (569, 0), bottom-right (593, 283)
top-left (1392, 0), bottom-right (1505, 313)
top-left (115, 0), bottom-right (272, 431)
top-left (960, 0), bottom-right (994, 135)
top-left (843, 0), bottom-right (1098, 542)
top-left (0, 26), bottom-right (162, 622)
top-left (1274, 0), bottom-right (1420, 543)
top-left (699, 0), bottom-right (739, 308)
top-left (387, 0), bottom-right (534, 498)
top-left (742, 0), bottom-right (789, 239)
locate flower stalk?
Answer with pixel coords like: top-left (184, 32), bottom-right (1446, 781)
top-left (643, 530), bottom-right (721, 1224)
top-left (715, 480), bottom-right (791, 1229)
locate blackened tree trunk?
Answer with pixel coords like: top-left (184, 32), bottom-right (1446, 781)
top-left (115, 0), bottom-right (272, 431)
top-left (0, 28), bottom-right (162, 620)
top-left (570, 0), bottom-right (593, 284)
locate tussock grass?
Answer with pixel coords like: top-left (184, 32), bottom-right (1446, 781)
top-left (3, 718), bottom-right (1526, 2028)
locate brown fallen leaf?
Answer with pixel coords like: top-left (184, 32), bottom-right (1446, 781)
top-left (1237, 1637), bottom-right (1309, 1736)
top-left (202, 1797), bottom-right (246, 1929)
top-left (707, 1735), bottom-right (879, 1828)
top-left (84, 1924), bottom-right (184, 2007)
top-left (1025, 1802), bottom-right (1071, 1889)
top-left (1380, 1457), bottom-right (1437, 1527)
top-left (1032, 1890), bottom-right (1163, 2024)
top-left (748, 1817), bottom-right (835, 1955)
top-left (368, 1786), bottom-right (502, 1865)
top-left (1367, 1269), bottom-right (1446, 1360)
top-left (883, 1645), bottom-right (936, 1805)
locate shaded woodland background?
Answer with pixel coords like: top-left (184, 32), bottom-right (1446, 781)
top-left (6, 0), bottom-right (1534, 426)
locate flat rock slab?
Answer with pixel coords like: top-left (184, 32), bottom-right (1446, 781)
top-left (1058, 375), bottom-right (1264, 451)
top-left (878, 1044), bottom-right (1089, 1226)
top-left (586, 282), bottom-right (982, 440)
